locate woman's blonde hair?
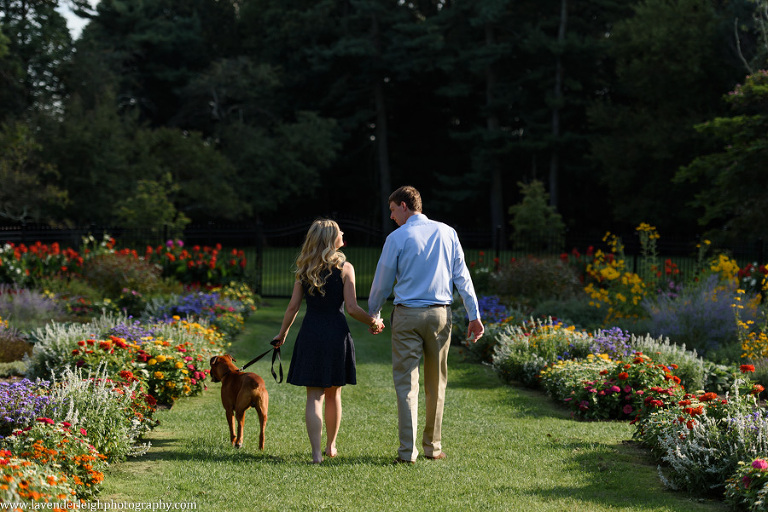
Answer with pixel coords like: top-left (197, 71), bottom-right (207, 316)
top-left (295, 219), bottom-right (346, 295)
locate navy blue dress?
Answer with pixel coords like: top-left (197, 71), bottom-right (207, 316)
top-left (287, 265), bottom-right (357, 387)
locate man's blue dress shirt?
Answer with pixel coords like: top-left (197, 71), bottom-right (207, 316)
top-left (368, 213), bottom-right (481, 321)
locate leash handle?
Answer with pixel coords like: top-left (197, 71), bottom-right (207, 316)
top-left (240, 340), bottom-right (283, 384)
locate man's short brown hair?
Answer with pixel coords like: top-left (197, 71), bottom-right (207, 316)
top-left (388, 186), bottom-right (422, 213)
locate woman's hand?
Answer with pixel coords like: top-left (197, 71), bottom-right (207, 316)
top-left (272, 336), bottom-right (285, 348)
top-left (369, 318), bottom-right (385, 335)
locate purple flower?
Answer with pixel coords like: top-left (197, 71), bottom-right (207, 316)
top-left (0, 379), bottom-right (52, 437)
top-left (166, 239), bottom-right (174, 248)
top-left (476, 296), bottom-right (508, 323)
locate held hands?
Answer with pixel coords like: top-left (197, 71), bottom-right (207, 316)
top-left (369, 318), bottom-right (385, 335)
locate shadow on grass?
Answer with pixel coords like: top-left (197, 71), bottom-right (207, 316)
top-left (509, 440), bottom-right (728, 512)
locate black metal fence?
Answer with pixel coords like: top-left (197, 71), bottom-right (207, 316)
top-left (1, 220), bottom-right (766, 299)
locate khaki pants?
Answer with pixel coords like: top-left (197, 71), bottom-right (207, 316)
top-left (391, 305), bottom-right (451, 461)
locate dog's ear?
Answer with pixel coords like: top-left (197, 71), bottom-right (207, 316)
top-left (230, 355), bottom-right (237, 362)
top-left (210, 356), bottom-right (219, 366)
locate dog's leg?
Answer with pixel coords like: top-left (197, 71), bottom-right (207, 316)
top-left (255, 391), bottom-right (268, 451)
top-left (226, 407), bottom-right (237, 446)
top-left (235, 409), bottom-right (246, 449)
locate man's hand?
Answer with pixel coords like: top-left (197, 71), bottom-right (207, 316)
top-left (466, 319), bottom-right (484, 343)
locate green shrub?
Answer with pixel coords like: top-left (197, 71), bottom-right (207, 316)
top-left (82, 253), bottom-right (163, 300)
top-left (508, 180), bottom-right (565, 252)
top-left (0, 326), bottom-right (31, 363)
top-left (488, 256), bottom-right (582, 308)
top-left (0, 360), bottom-right (28, 377)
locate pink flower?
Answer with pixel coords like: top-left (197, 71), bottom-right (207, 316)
top-left (80, 428), bottom-right (88, 437)
top-left (622, 405), bottom-right (633, 414)
top-left (752, 459), bottom-right (768, 470)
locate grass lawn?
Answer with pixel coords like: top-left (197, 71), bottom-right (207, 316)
top-left (99, 299), bottom-right (728, 512)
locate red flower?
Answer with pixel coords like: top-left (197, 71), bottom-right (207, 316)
top-left (741, 364), bottom-right (756, 373)
top-left (753, 384), bottom-right (765, 395)
top-left (36, 417), bottom-right (54, 425)
top-left (699, 392), bottom-right (718, 402)
top-left (618, 372), bottom-right (629, 380)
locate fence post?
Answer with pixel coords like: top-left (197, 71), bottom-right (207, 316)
top-left (254, 221), bottom-right (264, 296)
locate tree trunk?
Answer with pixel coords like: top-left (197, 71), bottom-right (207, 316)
top-left (371, 11), bottom-right (392, 236)
top-left (486, 21), bottom-right (505, 250)
top-left (549, 0), bottom-right (567, 210)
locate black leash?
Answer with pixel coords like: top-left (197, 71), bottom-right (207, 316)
top-left (241, 340), bottom-right (283, 383)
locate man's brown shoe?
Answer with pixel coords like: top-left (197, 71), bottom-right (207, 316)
top-left (425, 452), bottom-right (447, 460)
top-left (393, 457), bottom-right (415, 465)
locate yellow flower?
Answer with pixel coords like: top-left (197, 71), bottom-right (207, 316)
top-left (148, 359), bottom-right (157, 366)
top-left (156, 355), bottom-right (167, 363)
top-left (154, 371), bottom-right (164, 380)
top-left (175, 361), bottom-right (184, 369)
top-left (166, 381), bottom-right (176, 388)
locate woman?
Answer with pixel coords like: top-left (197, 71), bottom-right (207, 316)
top-left (273, 219), bottom-right (384, 464)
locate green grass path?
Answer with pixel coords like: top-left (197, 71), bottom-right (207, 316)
top-left (100, 300), bottom-right (727, 512)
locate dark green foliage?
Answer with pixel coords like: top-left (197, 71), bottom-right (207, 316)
top-left (82, 253), bottom-right (163, 300)
top-left (675, 70), bottom-right (768, 241)
top-left (489, 256), bottom-right (582, 308)
top-left (588, 0), bottom-right (747, 235)
top-left (508, 180), bottom-right (565, 251)
top-left (0, 0), bottom-right (764, 234)
top-left (0, 327), bottom-right (31, 363)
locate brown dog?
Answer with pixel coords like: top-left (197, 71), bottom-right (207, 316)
top-left (209, 354), bottom-right (268, 450)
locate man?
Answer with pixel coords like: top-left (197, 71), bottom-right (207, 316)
top-left (368, 185), bottom-right (484, 464)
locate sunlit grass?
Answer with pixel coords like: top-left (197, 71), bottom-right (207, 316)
top-left (100, 299), bottom-right (727, 511)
